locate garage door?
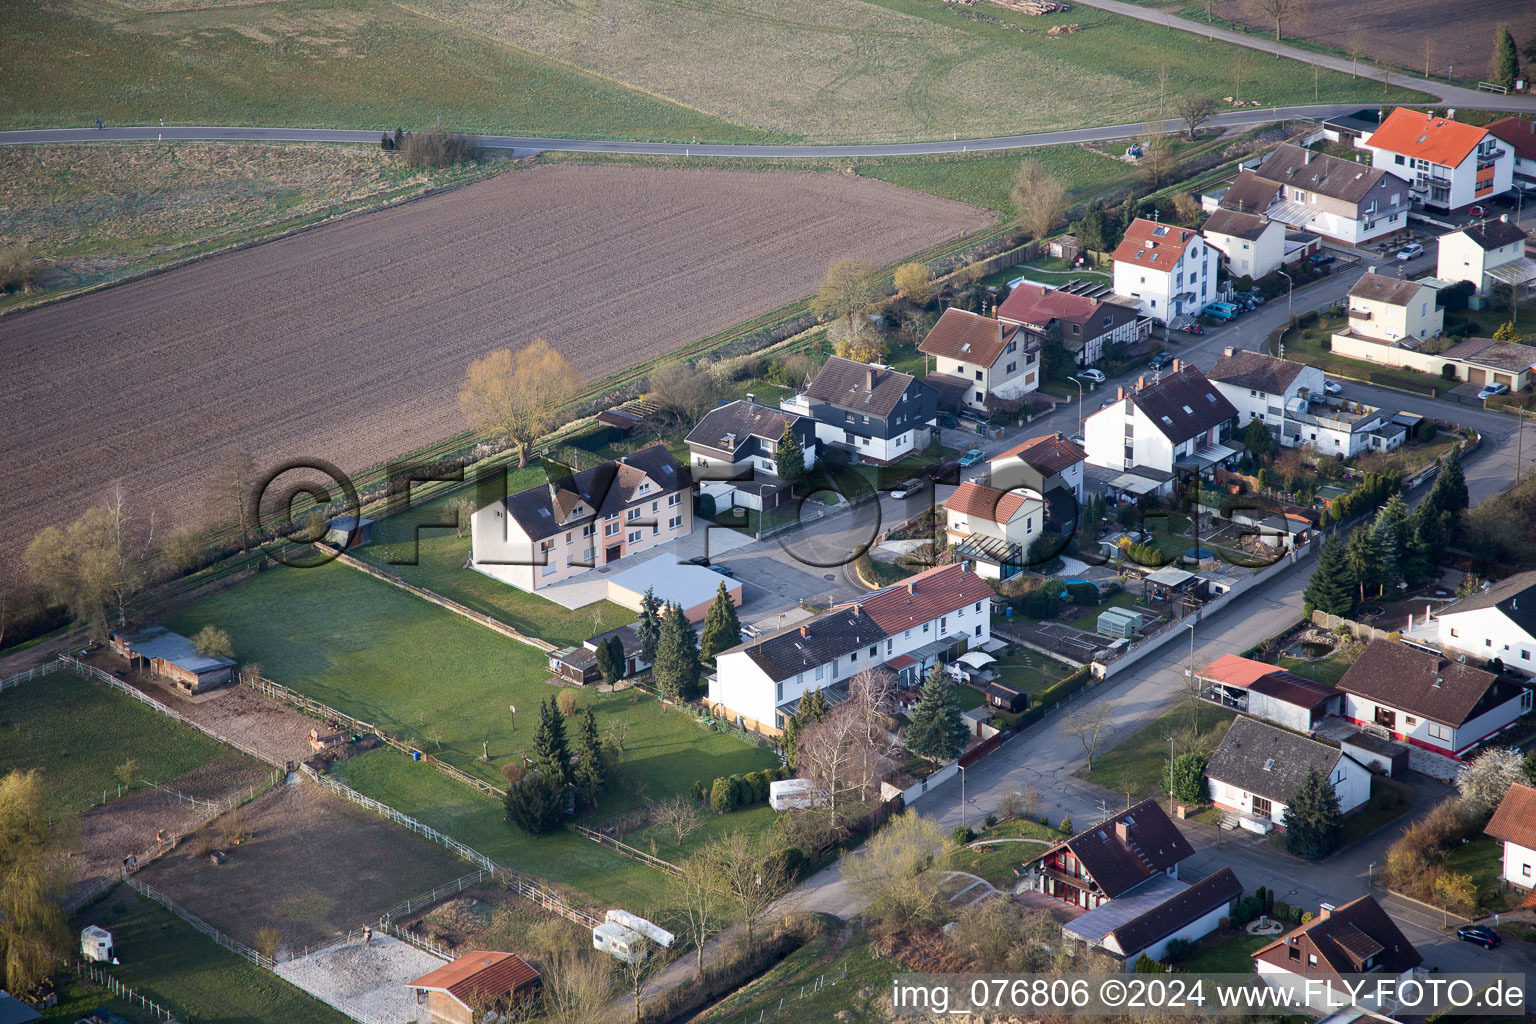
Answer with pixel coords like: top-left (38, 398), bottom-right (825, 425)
top-left (1496, 372), bottom-right (1513, 387)
top-left (1466, 367), bottom-right (1486, 385)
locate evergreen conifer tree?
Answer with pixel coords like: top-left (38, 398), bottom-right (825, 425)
top-left (1492, 26), bottom-right (1521, 89)
top-left (595, 635), bottom-right (621, 685)
top-left (699, 582), bottom-right (743, 660)
top-left (573, 705), bottom-right (606, 805)
top-left (1303, 534), bottom-right (1357, 616)
top-left (636, 587), bottom-right (663, 666)
top-left (1346, 528), bottom-right (1385, 601)
top-left (654, 603), bottom-right (702, 700)
top-left (1371, 494), bottom-right (1410, 592)
top-left (504, 773), bottom-right (565, 834)
top-left (775, 421), bottom-right (808, 487)
top-left (531, 695), bottom-right (572, 787)
top-left (905, 665), bottom-right (969, 762)
top-left (1282, 767), bottom-right (1344, 859)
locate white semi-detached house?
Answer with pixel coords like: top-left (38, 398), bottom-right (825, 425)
top-left (1436, 218), bottom-right (1535, 298)
top-left (917, 307), bottom-right (1039, 414)
top-left (707, 563), bottom-right (994, 734)
top-left (1487, 117), bottom-right (1536, 190)
top-left (1485, 783), bottom-right (1536, 890)
top-left (1201, 208), bottom-right (1286, 281)
top-left (1365, 106), bottom-right (1514, 212)
top-left (1082, 363), bottom-right (1238, 490)
top-left (1111, 218), bottom-right (1213, 323)
top-left (1206, 348), bottom-right (1325, 437)
top-left (1204, 718), bottom-right (1371, 833)
top-left (1429, 571), bottom-right (1536, 672)
top-left (1217, 143), bottom-right (1412, 247)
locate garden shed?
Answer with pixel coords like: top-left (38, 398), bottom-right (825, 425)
top-left (1096, 607), bottom-right (1143, 638)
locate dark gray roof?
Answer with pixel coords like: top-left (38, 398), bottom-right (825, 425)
top-left (685, 400), bottom-right (801, 455)
top-left (502, 444), bottom-right (688, 542)
top-left (1349, 273), bottom-right (1430, 307)
top-left (1109, 868), bottom-right (1243, 956)
top-left (1338, 640), bottom-right (1521, 727)
top-left (1253, 144), bottom-right (1402, 205)
top-left (1458, 219), bottom-right (1528, 251)
top-left (1443, 571), bottom-right (1536, 638)
top-left (0, 993), bottom-right (42, 1024)
top-left (1204, 717), bottom-right (1343, 805)
top-left (1207, 350), bottom-right (1310, 396)
top-left (1202, 208), bottom-right (1273, 241)
top-left (1128, 367), bottom-right (1238, 442)
top-left (1441, 337), bottom-right (1536, 374)
top-left (1248, 670), bottom-right (1336, 710)
top-left (806, 357), bottom-right (924, 420)
top-left (587, 623), bottom-right (645, 659)
top-left (721, 606), bottom-right (885, 682)
top-left (1038, 799), bottom-right (1195, 899)
top-left (1218, 170), bottom-right (1281, 215)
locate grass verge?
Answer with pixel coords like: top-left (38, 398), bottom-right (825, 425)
top-left (1080, 701), bottom-right (1236, 801)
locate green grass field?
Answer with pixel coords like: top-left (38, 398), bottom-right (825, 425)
top-left (696, 923), bottom-right (896, 1024)
top-left (5, 0), bottom-right (1420, 142)
top-left (74, 889), bottom-right (353, 1024)
top-left (990, 648), bottom-right (1076, 697)
top-left (2, 0), bottom-right (774, 141)
top-left (1081, 701), bottom-right (1236, 801)
top-left (167, 560), bottom-right (776, 794)
top-left (1277, 649), bottom-right (1356, 687)
top-left (0, 670), bottom-right (255, 816)
top-left (1176, 932), bottom-right (1266, 974)
top-left (952, 818), bottom-right (1061, 887)
top-left (41, 978), bottom-right (156, 1023)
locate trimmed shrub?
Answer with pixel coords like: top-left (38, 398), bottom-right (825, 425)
top-left (953, 824), bottom-right (976, 845)
top-left (1164, 938), bottom-right (1192, 962)
top-left (746, 770), bottom-right (770, 804)
top-left (710, 777), bottom-right (736, 813)
top-left (556, 689), bottom-right (581, 715)
top-left (1059, 816), bottom-right (1073, 834)
top-left (984, 813), bottom-right (998, 828)
top-left (501, 762), bottom-right (528, 786)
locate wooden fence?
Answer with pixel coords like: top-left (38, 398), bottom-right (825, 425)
top-left (73, 961), bottom-right (188, 1022)
top-left (568, 822), bottom-right (682, 877)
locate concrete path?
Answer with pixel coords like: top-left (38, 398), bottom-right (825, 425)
top-left (1072, 0), bottom-right (1536, 114)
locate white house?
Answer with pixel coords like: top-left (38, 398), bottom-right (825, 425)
top-left (684, 398), bottom-right (817, 512)
top-left (1436, 218), bottom-right (1535, 298)
top-left (1346, 272), bottom-right (1444, 344)
top-left (1111, 218), bottom-right (1215, 323)
top-left (1487, 117), bottom-right (1536, 190)
top-left (1202, 208), bottom-right (1286, 281)
top-left (1082, 363), bottom-right (1238, 485)
top-left (942, 480), bottom-right (1043, 580)
top-left (1486, 783), bottom-right (1536, 890)
top-left (470, 445), bottom-right (691, 594)
top-left (1336, 640), bottom-right (1533, 758)
top-left (707, 562), bottom-right (993, 733)
top-left (917, 308), bottom-right (1040, 414)
top-left (1205, 348), bottom-right (1326, 437)
top-left (996, 284), bottom-right (1147, 368)
top-left (1204, 718), bottom-right (1371, 832)
top-left (1252, 896), bottom-right (1422, 1013)
top-left (1430, 571), bottom-right (1536, 672)
top-left (1218, 144), bottom-right (1412, 246)
top-left (781, 358), bottom-right (937, 466)
top-left (1365, 107), bottom-right (1514, 212)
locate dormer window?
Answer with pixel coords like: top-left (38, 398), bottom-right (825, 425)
top-left (639, 483), bottom-right (651, 494)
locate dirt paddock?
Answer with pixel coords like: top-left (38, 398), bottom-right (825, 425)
top-left (134, 777), bottom-right (469, 950)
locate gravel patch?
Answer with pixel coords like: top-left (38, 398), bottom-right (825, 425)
top-left (276, 933), bottom-right (448, 1024)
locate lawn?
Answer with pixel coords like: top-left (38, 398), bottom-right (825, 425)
top-left (856, 144), bottom-right (1143, 214)
top-left (0, 142), bottom-right (496, 313)
top-left (1176, 932), bottom-right (1267, 974)
top-left (991, 648), bottom-right (1078, 696)
top-left (952, 818), bottom-right (1062, 887)
top-left (405, 0), bottom-right (1420, 143)
top-left (357, 483), bottom-right (636, 649)
top-left (0, 669), bottom-right (254, 817)
top-left (3, 0), bottom-right (773, 142)
top-left (1336, 776), bottom-right (1413, 850)
top-left (1440, 834), bottom-right (1513, 912)
top-left (1080, 701), bottom-right (1237, 801)
top-left (1268, 314), bottom-right (1452, 396)
top-left (74, 888), bottom-right (353, 1024)
top-left (166, 560), bottom-right (777, 799)
top-left (1277, 651), bottom-right (1357, 687)
top-left (41, 978), bottom-right (157, 1023)
top-left (696, 923), bottom-right (897, 1024)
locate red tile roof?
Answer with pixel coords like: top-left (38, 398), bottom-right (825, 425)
top-left (1198, 654), bottom-right (1281, 689)
top-left (992, 432), bottom-right (1086, 475)
top-left (854, 562), bottom-right (995, 635)
top-left (996, 282), bottom-right (1101, 327)
top-left (1368, 107), bottom-right (1488, 168)
top-left (1487, 117), bottom-right (1536, 164)
top-left (918, 308), bottom-right (1020, 367)
top-left (410, 952), bottom-right (540, 1009)
top-left (944, 480), bottom-right (1035, 525)
top-left (1111, 218), bottom-right (1199, 268)
top-left (1486, 782), bottom-right (1536, 848)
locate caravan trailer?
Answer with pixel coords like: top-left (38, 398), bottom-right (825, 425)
top-left (81, 925), bottom-right (114, 963)
top-left (592, 910), bottom-right (675, 962)
top-left (768, 778), bottom-right (827, 812)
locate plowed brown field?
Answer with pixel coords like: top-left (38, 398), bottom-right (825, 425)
top-left (0, 164), bottom-right (991, 579)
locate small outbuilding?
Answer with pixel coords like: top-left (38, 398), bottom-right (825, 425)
top-left (324, 515), bottom-right (374, 548)
top-left (81, 925), bottom-right (114, 963)
top-left (110, 626), bottom-right (235, 694)
top-left (408, 951), bottom-right (541, 1024)
top-left (605, 559), bottom-right (741, 624)
top-left (0, 993), bottom-right (42, 1024)
top-left (983, 681), bottom-right (1028, 713)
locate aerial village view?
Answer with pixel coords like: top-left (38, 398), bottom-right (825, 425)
top-left (4, 0), bottom-right (1536, 1022)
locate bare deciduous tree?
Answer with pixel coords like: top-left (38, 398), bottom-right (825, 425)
top-left (616, 927), bottom-right (664, 1024)
top-left (647, 362), bottom-right (716, 424)
top-left (458, 339), bottom-right (581, 469)
top-left (842, 810), bottom-right (951, 928)
top-left (452, 497), bottom-right (477, 540)
top-left (1011, 160), bottom-right (1069, 240)
top-left (812, 259), bottom-right (883, 338)
top-left (211, 448), bottom-right (256, 554)
top-left (796, 669), bottom-right (897, 813)
top-left (1063, 700), bottom-right (1119, 771)
top-left (539, 947), bottom-right (615, 1024)
top-left (655, 795), bottom-right (701, 847)
top-left (1241, 0), bottom-right (1309, 42)
top-left (1176, 95), bottom-right (1219, 139)
top-left (672, 854), bottom-right (722, 980)
top-left (1139, 134), bottom-right (1177, 187)
top-left (1346, 32), bottom-right (1368, 77)
top-left (701, 831), bottom-right (792, 952)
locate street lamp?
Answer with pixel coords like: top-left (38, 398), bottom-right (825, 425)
top-left (1167, 735), bottom-right (1176, 812)
top-left (958, 763), bottom-right (967, 829)
top-left (1275, 270), bottom-right (1293, 310)
top-left (1069, 376), bottom-right (1085, 436)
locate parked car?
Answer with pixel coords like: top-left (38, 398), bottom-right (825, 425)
top-left (1323, 378), bottom-right (1343, 395)
top-left (1071, 434), bottom-right (1085, 448)
top-left (889, 479), bottom-right (926, 500)
top-left (1149, 352), bottom-right (1173, 370)
top-left (1075, 368), bottom-right (1107, 384)
top-left (1456, 924), bottom-right (1501, 949)
top-left (1098, 397), bottom-right (1116, 410)
top-left (1205, 302), bottom-right (1240, 321)
top-left (687, 555), bottom-right (711, 567)
top-left (958, 448), bottom-right (986, 468)
top-left (1469, 205), bottom-right (1490, 218)
top-left (1479, 382), bottom-right (1511, 400)
top-left (708, 564), bottom-right (736, 578)
top-left (1398, 242), bottom-right (1425, 261)
top-left (1308, 251), bottom-right (1335, 267)
top-left (927, 459), bottom-right (959, 482)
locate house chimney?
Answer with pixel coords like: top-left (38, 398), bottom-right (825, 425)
top-left (853, 603), bottom-right (862, 615)
top-left (1171, 359), bottom-right (1182, 373)
top-left (907, 580), bottom-right (917, 596)
top-left (1137, 375), bottom-right (1147, 390)
top-left (800, 625), bottom-right (809, 638)
top-left (1224, 346), bottom-right (1236, 357)
top-left (1304, 149), bottom-right (1313, 165)
top-left (1367, 265), bottom-right (1377, 275)
top-left (1318, 903), bottom-right (1334, 920)
top-left (1116, 385), bottom-right (1126, 401)
top-left (1501, 214), bottom-right (1510, 224)
top-left (746, 392), bottom-right (756, 404)
top-left (866, 368), bottom-right (876, 390)
top-left (1114, 820), bottom-right (1131, 844)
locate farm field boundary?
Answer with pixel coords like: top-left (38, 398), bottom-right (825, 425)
top-left (72, 961), bottom-right (185, 1023)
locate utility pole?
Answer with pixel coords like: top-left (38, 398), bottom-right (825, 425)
top-left (1167, 735), bottom-right (1176, 812)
